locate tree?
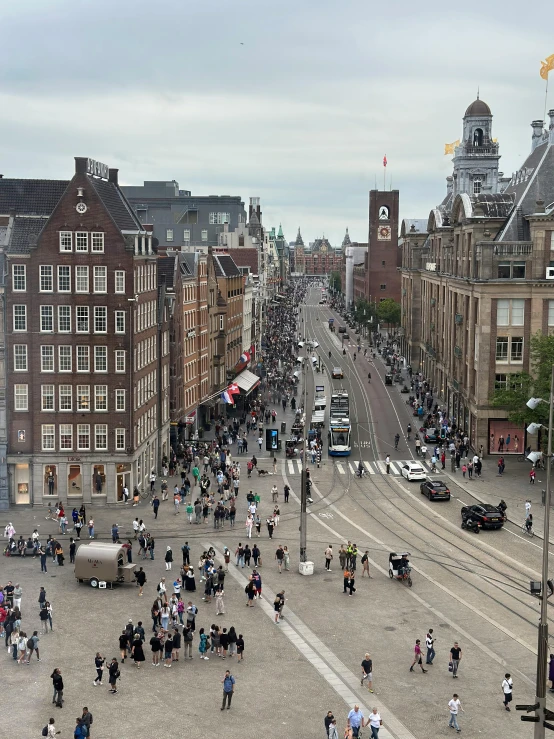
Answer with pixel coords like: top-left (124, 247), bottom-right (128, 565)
top-left (490, 332), bottom-right (554, 430)
top-left (377, 298), bottom-right (401, 327)
top-left (329, 271), bottom-right (342, 294)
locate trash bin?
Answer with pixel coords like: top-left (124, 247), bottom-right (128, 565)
top-left (277, 440), bottom-right (282, 451)
top-left (281, 422), bottom-right (286, 434)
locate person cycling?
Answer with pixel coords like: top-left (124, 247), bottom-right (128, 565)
top-left (394, 433), bottom-right (400, 450)
top-left (357, 461), bottom-right (365, 478)
top-left (353, 353), bottom-right (356, 361)
top-left (329, 351), bottom-right (331, 359)
top-left (525, 513), bottom-right (533, 533)
top-left (420, 444), bottom-right (428, 459)
top-left (343, 348), bottom-right (346, 356)
top-left (363, 348), bottom-right (367, 357)
top-left (367, 372), bottom-right (372, 383)
top-left (406, 423), bottom-right (412, 440)
top-left (498, 499), bottom-right (507, 516)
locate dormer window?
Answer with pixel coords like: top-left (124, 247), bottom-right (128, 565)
top-left (473, 179), bottom-right (482, 195)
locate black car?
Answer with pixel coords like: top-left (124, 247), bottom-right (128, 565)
top-left (460, 504), bottom-right (506, 530)
top-left (420, 480), bottom-right (451, 501)
top-left (423, 428), bottom-right (439, 443)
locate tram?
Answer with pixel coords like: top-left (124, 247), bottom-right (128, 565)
top-left (328, 392), bottom-right (351, 456)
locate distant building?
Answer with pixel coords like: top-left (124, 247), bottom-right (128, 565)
top-left (294, 233), bottom-right (342, 275)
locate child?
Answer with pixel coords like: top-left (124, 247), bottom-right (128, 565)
top-left (198, 627), bottom-right (210, 660)
top-left (236, 633), bottom-right (245, 662)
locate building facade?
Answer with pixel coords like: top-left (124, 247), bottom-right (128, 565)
top-left (367, 190), bottom-right (401, 304)
top-left (401, 101), bottom-right (554, 454)
top-left (294, 235), bottom-right (343, 275)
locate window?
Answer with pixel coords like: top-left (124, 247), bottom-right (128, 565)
top-left (115, 428), bottom-right (125, 450)
top-left (12, 265), bottom-right (26, 291)
top-left (209, 213), bottom-right (230, 224)
top-left (549, 300), bottom-right (554, 327)
top-left (13, 345), bottom-right (27, 371)
top-left (75, 266), bottom-right (89, 293)
top-left (183, 229), bottom-right (190, 241)
top-left (59, 232), bottom-right (72, 252)
top-left (115, 310), bottom-right (125, 333)
top-left (95, 385), bottom-right (108, 411)
top-left (58, 306), bottom-right (71, 333)
top-left (13, 305), bottom-right (27, 332)
top-left (59, 346), bottom-right (72, 372)
top-left (166, 229), bottom-right (174, 242)
top-left (511, 336), bottom-right (523, 362)
top-left (498, 262), bottom-right (526, 279)
top-left (59, 424), bottom-right (73, 450)
top-left (14, 384), bottom-right (28, 411)
top-left (91, 232), bottom-right (104, 253)
top-left (115, 270), bottom-right (125, 293)
top-left (77, 385), bottom-right (90, 411)
top-left (219, 314), bottom-right (224, 330)
top-left (95, 424), bottom-right (108, 450)
top-left (380, 284), bottom-right (386, 290)
top-left (94, 346), bottom-right (107, 372)
top-left (41, 346), bottom-right (54, 372)
top-left (94, 306), bottom-right (107, 333)
top-left (497, 299), bottom-right (524, 326)
top-left (201, 230), bottom-right (208, 242)
top-left (40, 306), bottom-right (53, 332)
top-left (41, 384), bottom-right (55, 411)
top-left (59, 385), bottom-right (72, 411)
top-left (77, 424), bottom-right (90, 450)
top-left (93, 266), bottom-right (107, 293)
top-left (76, 306), bottom-right (89, 333)
top-left (115, 389), bottom-right (125, 411)
top-left (495, 374), bottom-right (508, 390)
top-left (495, 336), bottom-right (508, 361)
top-left (473, 179), bottom-right (482, 195)
top-left (39, 266), bottom-right (53, 292)
top-left (115, 350), bottom-right (126, 373)
top-left (42, 424), bottom-right (55, 450)
top-left (75, 232), bottom-right (88, 252)
top-left (57, 265), bottom-right (71, 292)
top-left (77, 346), bottom-right (89, 372)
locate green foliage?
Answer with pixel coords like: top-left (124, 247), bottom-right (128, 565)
top-left (490, 332), bottom-right (554, 428)
top-left (377, 298), bottom-right (401, 327)
top-left (329, 271), bottom-right (342, 294)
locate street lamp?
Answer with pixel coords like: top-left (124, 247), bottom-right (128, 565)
top-left (518, 366), bottom-right (554, 736)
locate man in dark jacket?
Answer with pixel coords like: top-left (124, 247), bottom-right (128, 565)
top-left (108, 658), bottom-right (120, 694)
top-left (135, 567), bottom-right (146, 596)
top-left (81, 708), bottom-right (93, 738)
top-left (51, 667), bottom-right (63, 707)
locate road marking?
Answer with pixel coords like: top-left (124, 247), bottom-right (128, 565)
top-left (376, 461), bottom-right (387, 474)
top-left (364, 461), bottom-right (375, 474)
top-left (280, 461), bottom-right (536, 688)
top-left (348, 462), bottom-right (356, 474)
top-left (388, 461), bottom-right (401, 475)
top-left (287, 460), bottom-right (294, 474)
top-left (336, 463), bottom-right (346, 475)
top-left (456, 498), bottom-right (467, 505)
top-left (207, 539), bottom-right (413, 739)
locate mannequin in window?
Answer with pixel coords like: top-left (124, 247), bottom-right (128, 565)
top-left (95, 473), bottom-right (103, 493)
top-left (473, 128), bottom-right (483, 146)
top-left (47, 471), bottom-right (55, 495)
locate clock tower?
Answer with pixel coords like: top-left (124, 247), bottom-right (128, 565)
top-left (366, 189), bottom-right (400, 305)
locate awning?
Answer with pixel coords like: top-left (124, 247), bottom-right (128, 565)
top-left (234, 369), bottom-right (260, 395)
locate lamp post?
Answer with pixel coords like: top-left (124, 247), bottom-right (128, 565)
top-left (525, 364), bottom-right (554, 737)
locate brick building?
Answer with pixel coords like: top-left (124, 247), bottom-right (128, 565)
top-left (5, 157), bottom-right (170, 505)
top-left (366, 190), bottom-right (401, 304)
top-left (294, 234), bottom-right (342, 275)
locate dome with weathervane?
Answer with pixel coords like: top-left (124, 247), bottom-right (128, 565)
top-left (465, 98), bottom-right (491, 117)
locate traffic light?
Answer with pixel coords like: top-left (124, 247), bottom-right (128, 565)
top-left (440, 427), bottom-right (446, 439)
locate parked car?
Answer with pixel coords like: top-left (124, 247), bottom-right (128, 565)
top-left (420, 480), bottom-right (451, 501)
top-left (401, 462), bottom-right (427, 482)
top-left (460, 504), bottom-right (506, 530)
top-left (332, 367), bottom-right (344, 379)
top-left (424, 428), bottom-right (439, 443)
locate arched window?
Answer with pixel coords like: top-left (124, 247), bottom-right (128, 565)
top-left (473, 128), bottom-right (483, 146)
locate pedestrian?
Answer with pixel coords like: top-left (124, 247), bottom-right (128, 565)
top-left (221, 669), bottom-right (235, 709)
top-left (361, 550), bottom-right (371, 577)
top-left (275, 544), bottom-right (284, 573)
top-left (410, 639), bottom-right (427, 673)
top-left (81, 708), bottom-right (93, 738)
top-left (93, 652), bottom-right (105, 685)
top-left (274, 590), bottom-right (285, 623)
top-left (236, 633), bottom-right (245, 662)
top-left (51, 667), bottom-right (63, 707)
top-left (45, 718), bottom-right (60, 737)
top-left (39, 546), bottom-right (48, 573)
top-left (152, 496), bottom-right (160, 518)
top-left (267, 518), bottom-right (275, 539)
top-left (328, 719), bottom-right (339, 739)
top-left (27, 630), bottom-right (40, 662)
top-left (448, 693), bottom-right (463, 732)
top-left (425, 628), bottom-right (435, 664)
top-left (502, 673), bottom-right (513, 711)
top-left (325, 711), bottom-right (336, 738)
top-left (283, 545), bottom-right (290, 570)
top-left (367, 708), bottom-right (382, 739)
top-left (131, 632), bottom-right (146, 669)
top-left (361, 652), bottom-right (373, 692)
top-left (449, 641), bottom-right (462, 678)
top-left (530, 468), bottom-right (536, 484)
top-left (284, 484), bottom-right (290, 503)
top-left (74, 718), bottom-right (86, 739)
top-left (346, 705), bottom-right (364, 738)
top-left (165, 546), bottom-right (173, 571)
top-left (198, 627), bottom-right (209, 659)
top-left (108, 657), bottom-right (120, 693)
top-left (324, 544), bottom-right (333, 571)
top-left (385, 455), bottom-right (390, 474)
top-left (13, 583), bottom-right (22, 611)
top-left (271, 484), bottom-right (278, 502)
top-left (135, 567), bottom-right (146, 596)
top-left (69, 538), bottom-right (76, 565)
top-left (216, 587), bottom-right (225, 615)
top-left (163, 631), bottom-right (173, 667)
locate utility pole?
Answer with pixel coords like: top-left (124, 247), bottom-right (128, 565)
top-left (299, 337), bottom-right (308, 564)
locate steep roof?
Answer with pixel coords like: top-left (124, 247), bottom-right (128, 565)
top-left (157, 255), bottom-right (177, 286)
top-left (213, 253), bottom-right (241, 277)
top-left (87, 175), bottom-right (143, 232)
top-left (224, 247), bottom-right (258, 275)
top-left (401, 219), bottom-right (428, 237)
top-left (497, 140), bottom-right (554, 241)
top-left (0, 178), bottom-right (69, 215)
top-left (7, 215), bottom-right (50, 254)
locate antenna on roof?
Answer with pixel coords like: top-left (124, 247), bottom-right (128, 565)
top-left (477, 86), bottom-right (480, 100)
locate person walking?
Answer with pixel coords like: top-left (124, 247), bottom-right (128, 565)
top-left (80, 708), bottom-right (93, 739)
top-left (93, 652), bottom-right (105, 685)
top-left (530, 468), bottom-right (536, 484)
top-left (346, 705), bottom-right (364, 738)
top-left (324, 544), bottom-right (333, 571)
top-left (221, 669), bottom-right (235, 709)
top-left (367, 708), bottom-right (382, 739)
top-left (165, 546), bottom-right (173, 571)
top-left (152, 496), bottom-right (160, 519)
top-left (51, 668), bottom-right (63, 707)
top-left (385, 455), bottom-right (391, 474)
top-left (448, 693), bottom-right (463, 732)
top-left (328, 718), bottom-right (339, 739)
top-left (135, 567), bottom-right (146, 596)
top-left (45, 718), bottom-right (60, 737)
top-left (361, 550), bottom-right (371, 577)
top-left (108, 657), bottom-right (120, 693)
top-left (449, 641), bottom-right (462, 678)
top-left (361, 653), bottom-right (373, 692)
top-left (410, 639), bottom-right (428, 673)
top-left (425, 629), bottom-right (435, 664)
top-left (284, 484), bottom-right (290, 503)
top-left (275, 544), bottom-right (285, 573)
top-left (502, 673), bottom-right (513, 711)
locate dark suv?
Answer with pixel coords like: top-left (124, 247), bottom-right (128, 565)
top-left (420, 480), bottom-right (450, 501)
top-left (461, 504), bottom-right (506, 530)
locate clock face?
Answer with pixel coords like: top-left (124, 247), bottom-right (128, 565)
top-left (76, 202), bottom-right (88, 214)
top-left (320, 244), bottom-right (327, 253)
top-left (378, 225), bottom-right (392, 241)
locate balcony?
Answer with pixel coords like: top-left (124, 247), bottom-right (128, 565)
top-left (463, 144), bottom-right (499, 156)
top-left (455, 313), bottom-right (463, 324)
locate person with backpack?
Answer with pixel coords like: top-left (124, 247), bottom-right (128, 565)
top-left (43, 718), bottom-right (60, 737)
top-left (74, 718), bottom-right (86, 738)
top-left (27, 630), bottom-right (40, 662)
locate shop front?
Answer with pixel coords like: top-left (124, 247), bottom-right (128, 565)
top-left (487, 419), bottom-right (526, 455)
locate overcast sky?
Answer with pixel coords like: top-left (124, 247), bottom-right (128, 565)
top-left (0, 0), bottom-right (552, 244)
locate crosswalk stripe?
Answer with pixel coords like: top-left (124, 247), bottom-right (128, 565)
top-left (336, 463), bottom-right (346, 475)
top-left (297, 460), bottom-right (303, 473)
top-left (364, 461), bottom-right (375, 474)
top-left (389, 461), bottom-right (401, 474)
top-left (348, 462), bottom-right (356, 474)
top-left (376, 461), bottom-right (387, 474)
top-left (287, 460), bottom-right (294, 474)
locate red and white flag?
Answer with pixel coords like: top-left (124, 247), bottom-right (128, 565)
top-left (383, 155), bottom-right (387, 167)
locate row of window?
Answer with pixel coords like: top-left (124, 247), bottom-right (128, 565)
top-left (14, 305), bottom-right (126, 334)
top-left (135, 405), bottom-right (157, 448)
top-left (209, 213), bottom-right (231, 225)
top-left (134, 370), bottom-right (156, 410)
top-left (134, 263), bottom-right (157, 294)
top-left (14, 384), bottom-right (126, 412)
top-left (495, 336), bottom-right (523, 363)
top-left (41, 423), bottom-right (125, 452)
top-left (135, 336), bottom-right (157, 371)
top-left (166, 229), bottom-right (208, 242)
top-left (59, 231), bottom-right (105, 253)
top-left (13, 345), bottom-right (126, 374)
top-left (13, 265), bottom-right (124, 294)
top-left (134, 300), bottom-right (157, 333)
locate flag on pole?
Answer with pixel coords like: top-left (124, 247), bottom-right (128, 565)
top-left (444, 139), bottom-right (460, 155)
top-left (540, 54), bottom-right (554, 80)
top-left (383, 155), bottom-right (387, 167)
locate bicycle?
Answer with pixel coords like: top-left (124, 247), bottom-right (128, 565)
top-left (521, 522), bottom-right (535, 537)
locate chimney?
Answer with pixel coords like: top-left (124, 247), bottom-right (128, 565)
top-left (536, 200), bottom-right (546, 214)
top-left (549, 110), bottom-right (554, 145)
top-left (531, 120), bottom-right (545, 152)
top-left (74, 157), bottom-right (88, 175)
top-left (108, 168), bottom-right (119, 186)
